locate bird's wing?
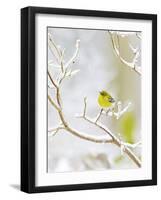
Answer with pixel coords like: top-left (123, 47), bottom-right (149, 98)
top-left (104, 96), bottom-right (110, 102)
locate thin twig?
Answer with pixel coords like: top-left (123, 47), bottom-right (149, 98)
top-left (48, 34), bottom-right (61, 65)
top-left (58, 68), bottom-right (68, 84)
top-left (108, 31), bottom-right (141, 75)
top-left (95, 108), bottom-right (103, 123)
top-left (48, 126), bottom-right (65, 136)
top-left (48, 95), bottom-right (60, 111)
top-left (48, 96), bottom-right (113, 143)
top-left (107, 101), bottom-right (131, 120)
top-left (48, 34), bottom-right (141, 168)
top-left (65, 39), bottom-right (80, 69)
top-left (47, 70), bottom-right (58, 89)
top-left (83, 97), bottom-right (87, 117)
top-left (48, 70), bottom-right (61, 107)
top-left (76, 98), bottom-right (141, 167)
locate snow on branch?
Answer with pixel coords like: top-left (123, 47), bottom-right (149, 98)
top-left (48, 33), bottom-right (141, 168)
top-left (108, 31), bottom-right (141, 75)
top-left (48, 33), bottom-right (81, 85)
top-left (64, 39), bottom-right (80, 69)
top-left (105, 101), bottom-right (132, 120)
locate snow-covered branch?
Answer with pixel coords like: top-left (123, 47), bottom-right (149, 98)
top-left (76, 97), bottom-right (141, 167)
top-left (64, 39), bottom-right (80, 69)
top-left (108, 31), bottom-right (141, 75)
top-left (48, 33), bottom-right (80, 85)
top-left (105, 101), bottom-right (132, 120)
top-left (48, 34), bottom-right (141, 168)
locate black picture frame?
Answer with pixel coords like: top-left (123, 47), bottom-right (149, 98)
top-left (21, 6), bottom-right (157, 193)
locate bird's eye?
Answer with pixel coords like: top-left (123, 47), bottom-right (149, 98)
top-left (109, 97), bottom-right (115, 103)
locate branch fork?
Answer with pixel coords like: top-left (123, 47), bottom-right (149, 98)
top-left (48, 33), bottom-right (141, 168)
top-left (108, 31), bottom-right (141, 75)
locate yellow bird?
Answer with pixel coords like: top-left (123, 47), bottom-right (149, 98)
top-left (98, 90), bottom-right (115, 108)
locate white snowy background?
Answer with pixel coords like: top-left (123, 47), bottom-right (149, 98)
top-left (48, 27), bottom-right (141, 173)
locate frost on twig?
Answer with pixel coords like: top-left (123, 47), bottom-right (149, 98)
top-left (120, 141), bottom-right (141, 155)
top-left (108, 31), bottom-right (141, 75)
top-left (106, 101), bottom-right (132, 120)
top-left (64, 39), bottom-right (80, 69)
top-left (48, 33), bottom-right (81, 85)
top-left (65, 69), bottom-right (80, 77)
top-left (116, 133), bottom-right (141, 155)
top-left (48, 34), bottom-right (141, 168)
top-left (48, 33), bottom-right (62, 66)
top-left (76, 97), bottom-right (141, 167)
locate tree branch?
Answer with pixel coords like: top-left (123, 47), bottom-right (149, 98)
top-left (76, 97), bottom-right (141, 167)
top-left (48, 95), bottom-right (60, 111)
top-left (48, 70), bottom-right (61, 107)
top-left (64, 39), bottom-right (80, 69)
top-left (48, 126), bottom-right (65, 136)
top-left (108, 31), bottom-right (141, 75)
top-left (105, 101), bottom-right (132, 120)
top-left (48, 34), bottom-right (141, 168)
top-left (95, 108), bottom-right (103, 123)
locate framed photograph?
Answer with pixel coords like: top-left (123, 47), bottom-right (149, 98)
top-left (21, 6), bottom-right (157, 193)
